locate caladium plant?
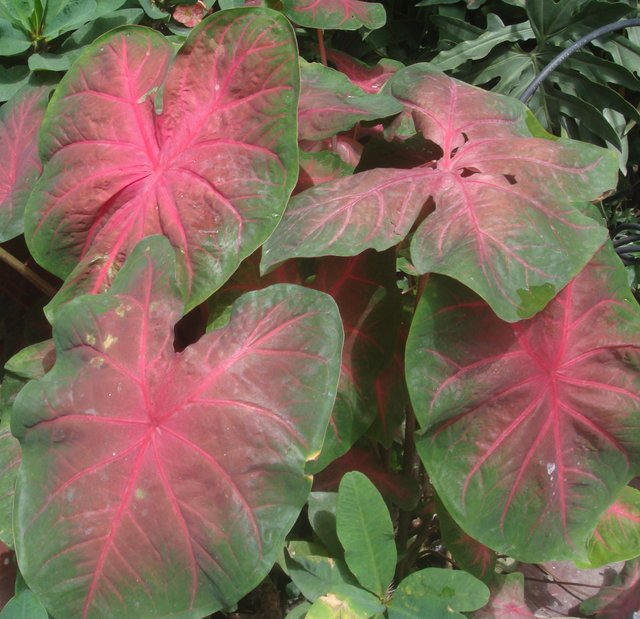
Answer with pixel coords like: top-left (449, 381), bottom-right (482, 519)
top-left (25, 8), bottom-right (299, 317)
top-left (12, 236), bottom-right (343, 618)
top-left (0, 3), bottom-right (639, 618)
top-left (0, 85), bottom-right (50, 242)
top-left (262, 64), bottom-right (618, 323)
top-left (406, 244), bottom-right (640, 562)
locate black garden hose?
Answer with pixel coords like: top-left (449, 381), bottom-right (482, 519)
top-left (612, 223), bottom-right (640, 265)
top-left (518, 18), bottom-right (640, 104)
top-left (518, 18), bottom-right (640, 267)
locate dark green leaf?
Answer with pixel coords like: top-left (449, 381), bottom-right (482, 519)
top-left (285, 541), bottom-right (359, 602)
top-left (43, 0), bottom-right (98, 38)
top-left (0, 19), bottom-right (30, 56)
top-left (0, 590), bottom-right (48, 619)
top-left (389, 568), bottom-right (489, 619)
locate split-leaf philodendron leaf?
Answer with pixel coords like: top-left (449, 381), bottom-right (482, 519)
top-left (262, 64), bottom-right (617, 322)
top-left (406, 244), bottom-right (640, 562)
top-left (12, 236), bottom-right (343, 618)
top-left (25, 8), bottom-right (299, 317)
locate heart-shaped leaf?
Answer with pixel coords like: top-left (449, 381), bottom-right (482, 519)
top-left (262, 65), bottom-right (617, 322)
top-left (12, 236), bottom-right (343, 618)
top-left (0, 340), bottom-right (54, 548)
top-left (580, 485), bottom-right (640, 568)
top-left (389, 568), bottom-right (490, 619)
top-left (298, 59), bottom-right (403, 141)
top-left (310, 250), bottom-right (401, 471)
top-left (406, 245), bottom-right (640, 562)
top-left (472, 573), bottom-right (534, 619)
top-left (436, 495), bottom-right (497, 583)
top-left (579, 558), bottom-right (640, 619)
top-left (25, 8), bottom-right (299, 316)
top-left (325, 49), bottom-right (402, 94)
top-left (208, 249), bottom-right (402, 473)
top-left (282, 0), bottom-right (386, 31)
top-left (0, 86), bottom-right (50, 242)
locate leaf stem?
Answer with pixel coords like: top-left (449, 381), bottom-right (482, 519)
top-left (316, 28), bottom-right (328, 67)
top-left (0, 246), bottom-right (56, 297)
top-left (395, 404), bottom-right (418, 582)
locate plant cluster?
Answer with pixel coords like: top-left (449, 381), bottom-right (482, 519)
top-left (0, 1), bottom-right (639, 618)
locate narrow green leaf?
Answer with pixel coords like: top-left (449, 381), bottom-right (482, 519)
top-left (336, 471), bottom-right (396, 596)
top-left (546, 88), bottom-right (622, 148)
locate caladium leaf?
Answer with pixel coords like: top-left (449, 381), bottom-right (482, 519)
top-left (366, 319), bottom-right (408, 448)
top-left (282, 0), bottom-right (386, 31)
top-left (313, 447), bottom-right (419, 510)
top-left (436, 495), bottom-right (497, 583)
top-left (579, 485), bottom-right (640, 568)
top-left (297, 151), bottom-right (354, 194)
top-left (406, 244), bottom-right (640, 562)
top-left (25, 8), bottom-right (299, 316)
top-left (310, 250), bottom-right (402, 472)
top-left (298, 59), bottom-right (403, 141)
top-left (0, 417), bottom-right (19, 549)
top-left (0, 86), bottom-right (50, 242)
top-left (263, 65), bottom-right (617, 322)
top-left (0, 340), bottom-right (55, 548)
top-left (12, 236), bottom-right (343, 618)
top-left (299, 135), bottom-right (363, 170)
top-left (211, 249), bottom-right (402, 473)
top-left (473, 573), bottom-right (534, 619)
top-left (579, 558), bottom-right (640, 619)
top-left (326, 49), bottom-right (402, 94)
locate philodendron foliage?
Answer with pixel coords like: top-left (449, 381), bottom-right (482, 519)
top-left (0, 3), bottom-right (639, 618)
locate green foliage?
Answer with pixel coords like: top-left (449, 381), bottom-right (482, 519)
top-left (426, 0), bottom-right (640, 154)
top-left (0, 1), bottom-right (639, 617)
